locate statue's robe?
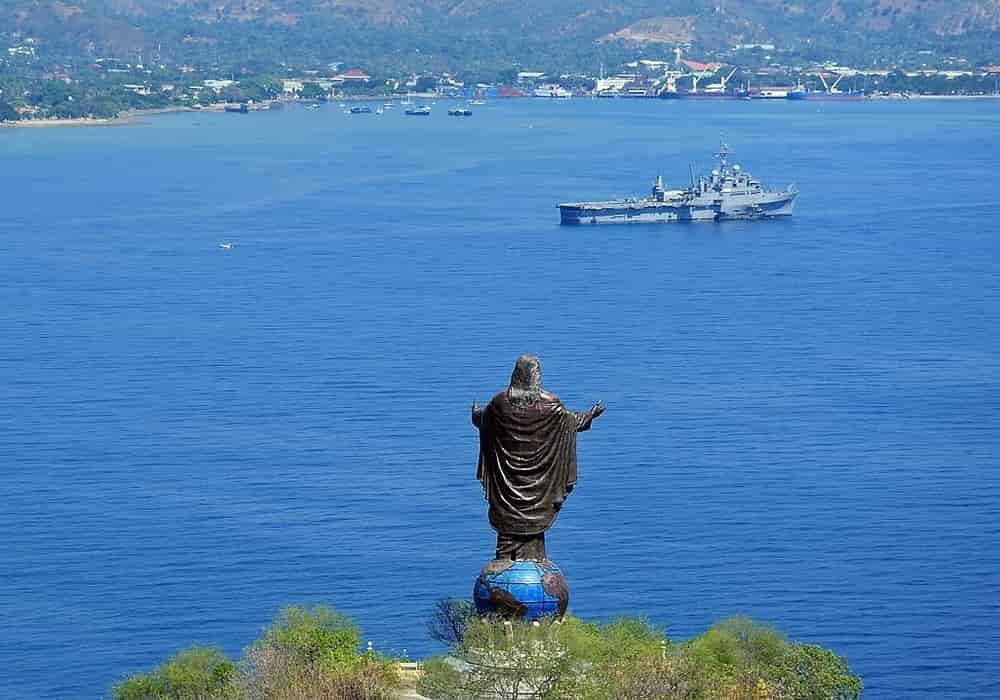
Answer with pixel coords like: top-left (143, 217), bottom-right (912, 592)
top-left (476, 390), bottom-right (580, 537)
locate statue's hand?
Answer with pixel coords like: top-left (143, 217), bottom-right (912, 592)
top-left (590, 401), bottom-right (606, 419)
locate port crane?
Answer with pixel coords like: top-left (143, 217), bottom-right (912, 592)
top-left (700, 67), bottom-right (738, 94)
top-left (816, 72), bottom-right (845, 94)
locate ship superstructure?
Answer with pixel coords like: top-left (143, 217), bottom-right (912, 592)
top-left (558, 144), bottom-right (797, 225)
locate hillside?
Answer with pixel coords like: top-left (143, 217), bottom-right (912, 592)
top-left (2, 0), bottom-right (999, 72)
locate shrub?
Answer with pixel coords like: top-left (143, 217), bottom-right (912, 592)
top-left (419, 612), bottom-right (862, 700)
top-left (240, 605), bottom-right (399, 700)
top-left (779, 643), bottom-right (863, 700)
top-left (427, 598), bottom-right (476, 646)
top-left (114, 646), bottom-right (237, 700)
top-left (677, 617), bottom-right (863, 700)
top-left (113, 606), bottom-right (400, 700)
top-left (419, 614), bottom-right (669, 700)
top-left (240, 643), bottom-right (398, 700)
top-left (609, 655), bottom-right (699, 700)
top-left (419, 616), bottom-right (575, 699)
top-left (256, 605), bottom-right (361, 668)
top-left (681, 616), bottom-right (790, 697)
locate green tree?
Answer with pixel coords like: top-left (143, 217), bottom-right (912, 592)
top-left (427, 598), bottom-right (476, 646)
top-left (221, 85), bottom-right (245, 103)
top-left (241, 605), bottom-right (399, 700)
top-left (0, 101), bottom-right (18, 122)
top-left (419, 615), bottom-right (670, 700)
top-left (257, 605), bottom-right (361, 668)
top-left (240, 75), bottom-right (282, 101)
top-left (420, 616), bottom-right (575, 699)
top-left (299, 82), bottom-right (328, 101)
top-left (114, 646), bottom-right (237, 700)
top-left (413, 75), bottom-right (438, 93)
top-left (780, 644), bottom-right (863, 700)
top-left (420, 613), bottom-right (862, 700)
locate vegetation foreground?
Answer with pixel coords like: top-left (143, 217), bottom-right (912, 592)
top-left (114, 603), bottom-right (861, 699)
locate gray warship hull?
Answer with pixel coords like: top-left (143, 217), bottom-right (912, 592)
top-left (559, 144), bottom-right (797, 225)
top-left (559, 191), bottom-right (795, 224)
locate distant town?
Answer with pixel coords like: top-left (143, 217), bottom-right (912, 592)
top-left (2, 36), bottom-right (999, 124)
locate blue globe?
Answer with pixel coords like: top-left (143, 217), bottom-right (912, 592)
top-left (473, 559), bottom-right (569, 621)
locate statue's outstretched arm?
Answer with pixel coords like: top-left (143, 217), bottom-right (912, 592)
top-left (471, 400), bottom-right (485, 429)
top-left (574, 402), bottom-right (606, 432)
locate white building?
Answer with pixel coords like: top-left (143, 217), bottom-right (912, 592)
top-left (517, 71), bottom-right (547, 83)
top-left (204, 79), bottom-right (235, 92)
top-left (282, 79), bottom-right (304, 95)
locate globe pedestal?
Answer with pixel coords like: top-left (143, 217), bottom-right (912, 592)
top-left (473, 559), bottom-right (569, 621)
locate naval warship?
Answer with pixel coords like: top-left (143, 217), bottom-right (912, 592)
top-left (558, 144), bottom-right (797, 225)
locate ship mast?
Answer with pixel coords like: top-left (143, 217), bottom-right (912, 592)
top-left (716, 142), bottom-right (731, 173)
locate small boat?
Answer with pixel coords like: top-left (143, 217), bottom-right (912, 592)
top-left (219, 241), bottom-right (235, 250)
top-left (404, 105), bottom-right (432, 116)
top-left (306, 103), bottom-right (321, 110)
top-left (349, 105), bottom-right (372, 114)
top-left (469, 99), bottom-right (486, 106)
top-left (448, 108), bottom-right (473, 117)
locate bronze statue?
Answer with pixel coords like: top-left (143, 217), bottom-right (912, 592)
top-left (472, 354), bottom-right (605, 562)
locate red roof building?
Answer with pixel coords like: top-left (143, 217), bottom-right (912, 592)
top-left (682, 60), bottom-right (722, 74)
top-left (338, 69), bottom-right (370, 82)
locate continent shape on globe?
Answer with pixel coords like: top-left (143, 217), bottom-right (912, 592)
top-left (473, 559), bottom-right (569, 621)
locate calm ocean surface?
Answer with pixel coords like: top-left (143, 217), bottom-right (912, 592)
top-left (1, 99), bottom-right (998, 698)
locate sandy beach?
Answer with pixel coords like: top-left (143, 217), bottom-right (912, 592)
top-left (0, 105), bottom-right (203, 129)
top-left (6, 117), bottom-right (130, 128)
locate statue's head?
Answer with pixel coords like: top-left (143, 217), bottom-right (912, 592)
top-left (508, 354), bottom-right (543, 406)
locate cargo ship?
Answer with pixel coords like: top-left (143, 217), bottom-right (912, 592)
top-left (534, 85), bottom-right (572, 98)
top-left (749, 87), bottom-right (795, 99)
top-left (660, 69), bottom-right (745, 99)
top-left (788, 75), bottom-right (865, 101)
top-left (558, 144), bottom-right (797, 225)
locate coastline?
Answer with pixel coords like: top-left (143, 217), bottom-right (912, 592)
top-left (2, 105), bottom-right (193, 129)
top-left (2, 92), bottom-right (997, 130)
top-left (904, 93), bottom-right (1000, 100)
top-left (5, 116), bottom-right (130, 128)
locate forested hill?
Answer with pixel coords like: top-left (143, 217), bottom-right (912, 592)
top-left (3, 0), bottom-right (1000, 73)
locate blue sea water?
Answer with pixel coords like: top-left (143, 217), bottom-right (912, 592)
top-left (1, 98), bottom-right (998, 698)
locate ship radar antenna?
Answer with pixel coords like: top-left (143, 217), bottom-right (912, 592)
top-left (716, 141), bottom-right (731, 171)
